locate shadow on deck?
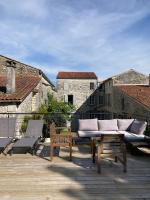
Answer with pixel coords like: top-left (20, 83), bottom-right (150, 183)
top-left (0, 143), bottom-right (150, 200)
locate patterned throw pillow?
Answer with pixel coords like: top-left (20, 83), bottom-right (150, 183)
top-left (130, 119), bottom-right (147, 135)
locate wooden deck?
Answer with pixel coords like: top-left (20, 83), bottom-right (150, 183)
top-left (0, 143), bottom-right (150, 200)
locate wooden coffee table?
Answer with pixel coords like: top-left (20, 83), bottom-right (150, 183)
top-left (91, 133), bottom-right (127, 173)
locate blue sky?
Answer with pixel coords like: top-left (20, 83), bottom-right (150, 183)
top-left (0, 0), bottom-right (150, 84)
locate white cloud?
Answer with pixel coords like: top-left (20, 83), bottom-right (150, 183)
top-left (0, 0), bottom-right (150, 81)
top-left (0, 0), bottom-right (48, 19)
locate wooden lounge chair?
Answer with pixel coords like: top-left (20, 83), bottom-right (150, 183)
top-left (11, 120), bottom-right (43, 155)
top-left (0, 118), bottom-right (16, 153)
top-left (50, 122), bottom-right (72, 161)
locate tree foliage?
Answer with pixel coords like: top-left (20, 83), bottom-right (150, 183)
top-left (45, 94), bottom-right (75, 126)
top-left (20, 93), bottom-right (75, 135)
top-left (47, 94), bottom-right (75, 114)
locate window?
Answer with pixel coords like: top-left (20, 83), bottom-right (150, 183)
top-left (90, 82), bottom-right (94, 90)
top-left (68, 95), bottom-right (73, 105)
top-left (89, 96), bottom-right (95, 105)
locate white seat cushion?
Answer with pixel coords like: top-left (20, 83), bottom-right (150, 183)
top-left (78, 130), bottom-right (118, 138)
top-left (78, 131), bottom-right (100, 137)
top-left (118, 131), bottom-right (145, 142)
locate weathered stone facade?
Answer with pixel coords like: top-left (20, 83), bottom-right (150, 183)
top-left (93, 69), bottom-right (149, 115)
top-left (0, 55), bottom-right (39, 76)
top-left (0, 55), bottom-right (56, 136)
top-left (113, 86), bottom-right (150, 118)
top-left (113, 70), bottom-right (148, 85)
top-left (57, 78), bottom-right (97, 111)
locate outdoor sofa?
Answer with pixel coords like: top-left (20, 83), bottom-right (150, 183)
top-left (78, 118), bottom-right (148, 142)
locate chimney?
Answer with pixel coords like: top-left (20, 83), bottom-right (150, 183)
top-left (6, 60), bottom-right (16, 93)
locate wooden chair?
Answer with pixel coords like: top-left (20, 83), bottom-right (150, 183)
top-left (97, 133), bottom-right (127, 173)
top-left (49, 122), bottom-right (72, 161)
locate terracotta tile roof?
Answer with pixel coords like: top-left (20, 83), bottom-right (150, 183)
top-left (57, 71), bottom-right (97, 79)
top-left (117, 85), bottom-right (150, 109)
top-left (0, 76), bottom-right (41, 102)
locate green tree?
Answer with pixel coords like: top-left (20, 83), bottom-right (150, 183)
top-left (45, 94), bottom-right (75, 126)
top-left (20, 93), bottom-right (75, 135)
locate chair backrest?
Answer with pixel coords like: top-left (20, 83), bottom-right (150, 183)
top-left (0, 118), bottom-right (16, 138)
top-left (26, 120), bottom-right (43, 138)
top-left (49, 122), bottom-right (72, 145)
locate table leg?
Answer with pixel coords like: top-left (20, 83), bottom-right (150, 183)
top-left (92, 139), bottom-right (96, 163)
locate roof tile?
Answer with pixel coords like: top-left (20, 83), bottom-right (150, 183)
top-left (57, 71), bottom-right (97, 79)
top-left (117, 85), bottom-right (150, 109)
top-left (0, 76), bottom-right (41, 102)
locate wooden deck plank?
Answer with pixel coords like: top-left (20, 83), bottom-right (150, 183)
top-left (0, 144), bottom-right (150, 200)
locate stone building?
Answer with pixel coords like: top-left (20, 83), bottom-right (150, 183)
top-left (113, 84), bottom-right (150, 118)
top-left (0, 55), bottom-right (55, 135)
top-left (93, 69), bottom-right (149, 117)
top-left (56, 72), bottom-right (98, 112)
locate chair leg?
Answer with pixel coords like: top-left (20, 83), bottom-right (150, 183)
top-left (123, 151), bottom-right (127, 173)
top-left (9, 149), bottom-right (13, 156)
top-left (115, 156), bottom-right (118, 162)
top-left (50, 146), bottom-right (53, 161)
top-left (69, 143), bottom-right (72, 161)
top-left (92, 141), bottom-right (96, 163)
top-left (97, 145), bottom-right (101, 173)
top-left (32, 148), bottom-right (35, 156)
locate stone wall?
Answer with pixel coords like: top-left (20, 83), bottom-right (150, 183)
top-left (113, 87), bottom-right (150, 117)
top-left (0, 55), bottom-right (39, 76)
top-left (95, 70), bottom-right (149, 113)
top-left (57, 79), bottom-right (97, 110)
top-left (113, 70), bottom-right (148, 85)
top-left (0, 80), bottom-right (53, 136)
top-left (16, 93), bottom-right (32, 136)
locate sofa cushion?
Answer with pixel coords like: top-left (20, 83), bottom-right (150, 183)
top-left (78, 118), bottom-right (98, 131)
top-left (78, 130), bottom-right (100, 137)
top-left (130, 119), bottom-right (147, 135)
top-left (78, 130), bottom-right (118, 137)
top-left (98, 119), bottom-right (118, 131)
top-left (117, 119), bottom-right (134, 131)
top-left (119, 131), bottom-right (145, 142)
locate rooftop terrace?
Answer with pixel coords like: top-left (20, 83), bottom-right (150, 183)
top-left (0, 143), bottom-right (150, 200)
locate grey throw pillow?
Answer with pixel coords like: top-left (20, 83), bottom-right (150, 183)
top-left (98, 119), bottom-right (118, 131)
top-left (117, 119), bottom-right (134, 131)
top-left (78, 119), bottom-right (98, 131)
top-left (130, 119), bottom-right (147, 135)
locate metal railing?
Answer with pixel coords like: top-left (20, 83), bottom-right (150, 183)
top-left (0, 112), bottom-right (150, 137)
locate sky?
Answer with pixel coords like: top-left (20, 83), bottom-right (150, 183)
top-left (0, 0), bottom-right (150, 84)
